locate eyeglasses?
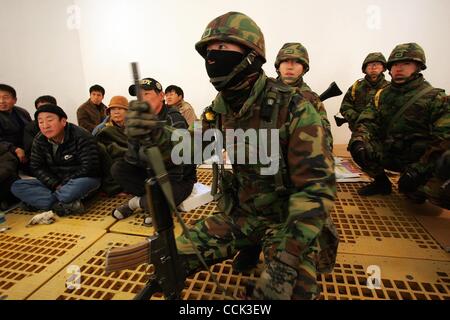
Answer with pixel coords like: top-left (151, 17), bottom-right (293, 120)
top-left (367, 62), bottom-right (383, 68)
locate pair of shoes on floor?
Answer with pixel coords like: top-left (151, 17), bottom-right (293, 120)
top-left (52, 200), bottom-right (85, 217)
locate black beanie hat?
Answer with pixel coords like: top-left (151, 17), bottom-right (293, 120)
top-left (34, 104), bottom-right (68, 121)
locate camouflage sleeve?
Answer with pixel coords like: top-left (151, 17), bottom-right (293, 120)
top-left (316, 100), bottom-right (333, 151)
top-left (349, 98), bottom-right (380, 147)
top-left (413, 92), bottom-right (450, 175)
top-left (281, 98), bottom-right (336, 255)
top-left (339, 86), bottom-right (359, 130)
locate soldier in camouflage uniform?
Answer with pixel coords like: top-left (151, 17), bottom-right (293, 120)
top-left (125, 12), bottom-right (338, 299)
top-left (275, 42), bottom-right (333, 152)
top-left (349, 43), bottom-right (450, 208)
top-left (340, 52), bottom-right (389, 131)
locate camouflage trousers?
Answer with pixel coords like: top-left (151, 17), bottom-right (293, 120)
top-left (361, 142), bottom-right (449, 209)
top-left (176, 209), bottom-right (336, 300)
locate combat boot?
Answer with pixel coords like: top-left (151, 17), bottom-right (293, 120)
top-left (358, 174), bottom-right (392, 196)
top-left (232, 245), bottom-right (262, 273)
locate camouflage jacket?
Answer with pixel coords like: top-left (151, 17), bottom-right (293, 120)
top-left (157, 72), bottom-right (337, 260)
top-left (340, 74), bottom-right (389, 130)
top-left (350, 74), bottom-right (450, 175)
top-left (296, 80), bottom-right (333, 151)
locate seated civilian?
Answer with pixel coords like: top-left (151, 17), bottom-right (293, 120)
top-left (23, 95), bottom-right (58, 159)
top-left (0, 144), bottom-right (19, 210)
top-left (0, 84), bottom-right (32, 172)
top-left (11, 104), bottom-right (101, 216)
top-left (77, 84), bottom-right (107, 133)
top-left (95, 96), bottom-right (128, 196)
top-left (164, 85), bottom-right (197, 127)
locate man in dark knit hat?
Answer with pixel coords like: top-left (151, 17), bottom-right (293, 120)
top-left (11, 104), bottom-right (101, 216)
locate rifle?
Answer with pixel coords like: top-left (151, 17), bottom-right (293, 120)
top-left (319, 81), bottom-right (342, 102)
top-left (106, 178), bottom-right (186, 299)
top-left (317, 82), bottom-right (347, 127)
top-left (105, 63), bottom-right (185, 300)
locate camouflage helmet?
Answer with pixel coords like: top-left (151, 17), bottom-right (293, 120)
top-left (362, 52), bottom-right (387, 73)
top-left (274, 42), bottom-right (310, 73)
top-left (387, 43), bottom-right (426, 70)
top-left (195, 12), bottom-right (266, 62)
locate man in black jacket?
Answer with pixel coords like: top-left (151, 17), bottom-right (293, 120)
top-left (0, 84), bottom-right (31, 171)
top-left (0, 144), bottom-right (19, 210)
top-left (23, 95), bottom-right (58, 159)
top-left (11, 104), bottom-right (101, 216)
top-left (111, 78), bottom-right (196, 223)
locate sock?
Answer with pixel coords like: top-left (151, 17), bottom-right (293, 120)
top-left (112, 210), bottom-right (124, 220)
top-left (128, 196), bottom-right (141, 211)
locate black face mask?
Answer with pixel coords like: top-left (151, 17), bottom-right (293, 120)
top-left (205, 50), bottom-right (245, 79)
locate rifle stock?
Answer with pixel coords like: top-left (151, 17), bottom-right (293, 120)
top-left (317, 81), bottom-right (348, 127)
top-left (319, 81), bottom-right (342, 102)
top-left (334, 115), bottom-right (348, 127)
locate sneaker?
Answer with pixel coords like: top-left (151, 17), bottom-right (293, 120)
top-left (358, 174), bottom-right (392, 196)
top-left (52, 200), bottom-right (85, 217)
top-left (232, 245), bottom-right (262, 273)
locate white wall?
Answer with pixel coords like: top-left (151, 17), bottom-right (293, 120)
top-left (1, 0), bottom-right (449, 144)
top-left (0, 0), bottom-right (86, 123)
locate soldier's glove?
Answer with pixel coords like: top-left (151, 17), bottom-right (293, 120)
top-left (125, 101), bottom-right (165, 140)
top-left (436, 151), bottom-right (450, 180)
top-left (349, 141), bottom-right (369, 168)
top-left (398, 168), bottom-right (427, 194)
top-left (250, 259), bottom-right (298, 300)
